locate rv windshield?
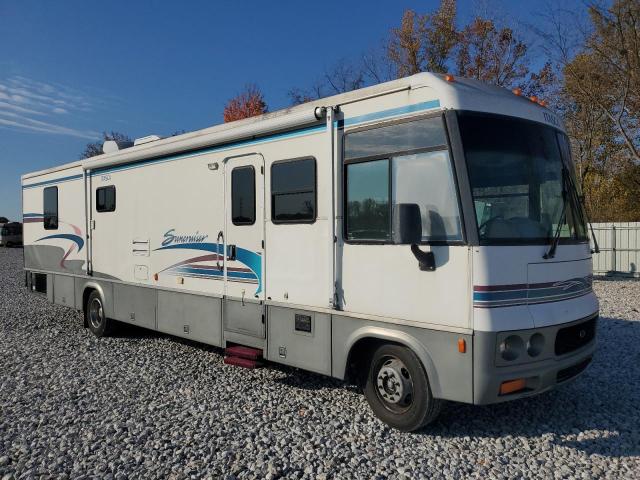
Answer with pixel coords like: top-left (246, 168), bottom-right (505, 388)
top-left (458, 112), bottom-right (588, 245)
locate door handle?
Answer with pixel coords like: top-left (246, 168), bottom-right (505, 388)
top-left (227, 244), bottom-right (237, 261)
top-left (217, 230), bottom-right (224, 271)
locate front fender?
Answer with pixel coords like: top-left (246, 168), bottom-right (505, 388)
top-left (340, 326), bottom-right (443, 399)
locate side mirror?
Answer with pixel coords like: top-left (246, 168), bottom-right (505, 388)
top-left (393, 203), bottom-right (436, 271)
top-left (393, 203), bottom-right (422, 244)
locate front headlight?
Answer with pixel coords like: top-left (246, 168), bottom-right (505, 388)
top-left (527, 333), bottom-right (545, 357)
top-left (500, 335), bottom-right (524, 361)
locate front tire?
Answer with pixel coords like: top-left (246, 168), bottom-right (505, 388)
top-left (85, 290), bottom-right (113, 337)
top-left (364, 343), bottom-right (442, 431)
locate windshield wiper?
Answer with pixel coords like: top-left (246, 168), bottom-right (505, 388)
top-left (544, 162), bottom-right (600, 260)
top-left (543, 172), bottom-right (568, 259)
top-left (560, 162), bottom-right (601, 255)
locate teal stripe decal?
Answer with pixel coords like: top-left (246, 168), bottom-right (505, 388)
top-left (340, 100), bottom-right (441, 128)
top-left (23, 173), bottom-right (83, 190)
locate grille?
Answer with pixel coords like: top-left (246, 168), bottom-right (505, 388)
top-left (557, 356), bottom-right (592, 383)
top-left (555, 316), bottom-right (597, 356)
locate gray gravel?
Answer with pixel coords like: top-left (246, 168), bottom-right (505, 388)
top-left (1, 247), bottom-right (639, 479)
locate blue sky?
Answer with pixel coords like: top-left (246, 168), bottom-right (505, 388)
top-left (0, 0), bottom-right (585, 221)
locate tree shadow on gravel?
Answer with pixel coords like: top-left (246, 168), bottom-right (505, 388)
top-left (417, 315), bottom-right (640, 458)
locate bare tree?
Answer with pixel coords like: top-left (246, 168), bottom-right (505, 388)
top-left (288, 59), bottom-right (366, 105)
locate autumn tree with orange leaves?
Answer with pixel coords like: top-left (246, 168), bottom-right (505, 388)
top-left (223, 85), bottom-right (268, 123)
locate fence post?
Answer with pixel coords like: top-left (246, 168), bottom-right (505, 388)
top-left (611, 225), bottom-right (617, 273)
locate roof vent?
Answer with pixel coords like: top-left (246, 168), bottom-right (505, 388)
top-left (102, 140), bottom-right (134, 154)
top-left (134, 135), bottom-right (162, 146)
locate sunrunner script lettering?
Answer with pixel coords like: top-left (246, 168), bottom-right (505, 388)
top-left (162, 229), bottom-right (209, 247)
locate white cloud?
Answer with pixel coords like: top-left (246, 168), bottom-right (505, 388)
top-left (0, 75), bottom-right (101, 138)
top-left (0, 108), bottom-right (98, 139)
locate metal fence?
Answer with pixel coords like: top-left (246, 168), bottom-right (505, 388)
top-left (591, 222), bottom-right (640, 277)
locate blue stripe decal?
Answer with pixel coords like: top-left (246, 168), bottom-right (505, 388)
top-left (473, 276), bottom-right (593, 308)
top-left (23, 173), bottom-right (83, 190)
top-left (35, 234), bottom-right (85, 252)
top-left (340, 100), bottom-right (441, 128)
top-left (172, 267), bottom-right (257, 280)
top-left (155, 242), bottom-right (263, 294)
top-left (155, 242), bottom-right (221, 254)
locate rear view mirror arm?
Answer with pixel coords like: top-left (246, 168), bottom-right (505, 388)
top-left (410, 244), bottom-right (436, 271)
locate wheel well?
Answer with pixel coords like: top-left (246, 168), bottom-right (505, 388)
top-left (345, 337), bottom-right (406, 386)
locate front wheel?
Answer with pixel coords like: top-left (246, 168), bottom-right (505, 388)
top-left (363, 343), bottom-right (442, 431)
top-left (85, 290), bottom-right (113, 337)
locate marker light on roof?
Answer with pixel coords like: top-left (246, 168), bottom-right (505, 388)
top-left (512, 87), bottom-right (522, 96)
top-left (538, 100), bottom-right (548, 107)
top-left (529, 95), bottom-right (538, 103)
top-left (445, 74), bottom-right (455, 82)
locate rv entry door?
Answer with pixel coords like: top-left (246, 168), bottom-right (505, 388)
top-left (222, 154), bottom-right (265, 340)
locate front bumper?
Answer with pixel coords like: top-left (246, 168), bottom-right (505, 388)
top-left (473, 314), bottom-right (597, 404)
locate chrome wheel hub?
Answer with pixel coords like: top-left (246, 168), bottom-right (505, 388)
top-left (89, 298), bottom-right (104, 329)
top-left (376, 358), bottom-right (413, 408)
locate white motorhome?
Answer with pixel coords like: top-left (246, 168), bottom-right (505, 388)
top-left (22, 73), bottom-right (598, 431)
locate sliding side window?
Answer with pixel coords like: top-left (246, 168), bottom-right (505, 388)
top-left (96, 186), bottom-right (116, 213)
top-left (344, 116), bottom-right (463, 243)
top-left (232, 166), bottom-right (256, 225)
top-left (271, 157), bottom-right (316, 224)
top-left (43, 186), bottom-right (58, 230)
top-left (345, 159), bottom-right (390, 241)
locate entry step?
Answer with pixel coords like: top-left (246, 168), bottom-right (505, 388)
top-left (225, 345), bottom-right (263, 360)
top-left (223, 356), bottom-right (262, 369)
top-left (223, 345), bottom-right (264, 369)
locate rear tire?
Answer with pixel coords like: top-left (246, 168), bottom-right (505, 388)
top-left (363, 343), bottom-right (442, 431)
top-left (85, 290), bottom-right (113, 337)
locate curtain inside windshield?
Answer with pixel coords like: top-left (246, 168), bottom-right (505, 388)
top-left (459, 113), bottom-right (587, 244)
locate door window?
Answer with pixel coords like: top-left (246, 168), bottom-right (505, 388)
top-left (231, 166), bottom-right (256, 225)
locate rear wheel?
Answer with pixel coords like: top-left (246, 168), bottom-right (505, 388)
top-left (363, 343), bottom-right (442, 431)
top-left (85, 290), bottom-right (113, 337)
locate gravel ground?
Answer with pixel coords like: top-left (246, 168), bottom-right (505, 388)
top-left (1, 247), bottom-right (639, 479)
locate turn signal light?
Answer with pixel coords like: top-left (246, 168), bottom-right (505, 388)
top-left (500, 378), bottom-right (526, 395)
top-left (153, 273), bottom-right (158, 281)
top-left (445, 74), bottom-right (455, 82)
top-left (458, 338), bottom-right (466, 353)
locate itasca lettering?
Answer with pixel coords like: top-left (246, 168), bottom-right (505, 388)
top-left (162, 229), bottom-right (209, 247)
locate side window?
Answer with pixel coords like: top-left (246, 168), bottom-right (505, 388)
top-left (346, 159), bottom-right (390, 241)
top-left (43, 186), bottom-right (58, 230)
top-left (232, 166), bottom-right (256, 225)
top-left (344, 116), bottom-right (463, 243)
top-left (96, 186), bottom-right (116, 213)
top-left (271, 158), bottom-right (316, 224)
